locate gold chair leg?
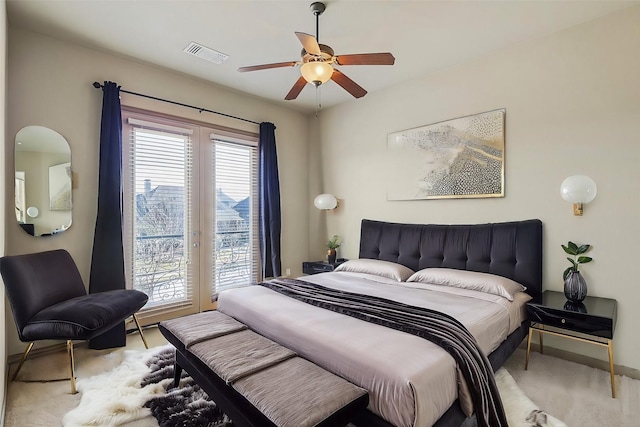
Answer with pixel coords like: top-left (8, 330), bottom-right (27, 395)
top-left (608, 340), bottom-right (616, 398)
top-left (525, 327), bottom-right (533, 370)
top-left (12, 342), bottom-right (35, 381)
top-left (132, 313), bottom-right (149, 349)
top-left (67, 340), bottom-right (77, 394)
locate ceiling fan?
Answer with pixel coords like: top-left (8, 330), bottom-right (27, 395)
top-left (238, 1), bottom-right (395, 101)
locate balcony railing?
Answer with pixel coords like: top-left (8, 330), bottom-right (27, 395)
top-left (133, 227), bottom-right (253, 306)
top-left (134, 234), bottom-right (186, 306)
top-left (215, 229), bottom-right (253, 290)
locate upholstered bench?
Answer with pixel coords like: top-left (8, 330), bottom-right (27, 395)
top-left (159, 311), bottom-right (369, 427)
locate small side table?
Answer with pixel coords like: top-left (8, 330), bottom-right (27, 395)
top-left (525, 290), bottom-right (617, 397)
top-left (302, 259), bottom-right (346, 275)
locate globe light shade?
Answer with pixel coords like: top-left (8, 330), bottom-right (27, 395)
top-left (560, 175), bottom-right (597, 216)
top-left (301, 61), bottom-right (333, 85)
top-left (314, 194), bottom-right (338, 210)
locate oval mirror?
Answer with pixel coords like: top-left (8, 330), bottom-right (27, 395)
top-left (15, 126), bottom-right (72, 236)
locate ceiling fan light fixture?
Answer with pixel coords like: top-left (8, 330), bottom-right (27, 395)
top-left (301, 61), bottom-right (333, 85)
top-left (238, 1), bottom-right (393, 101)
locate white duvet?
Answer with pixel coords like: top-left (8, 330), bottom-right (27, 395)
top-left (217, 271), bottom-right (529, 427)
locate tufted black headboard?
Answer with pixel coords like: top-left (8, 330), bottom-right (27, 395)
top-left (359, 219), bottom-right (543, 296)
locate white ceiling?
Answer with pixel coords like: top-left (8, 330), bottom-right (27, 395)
top-left (7, 0), bottom-right (638, 113)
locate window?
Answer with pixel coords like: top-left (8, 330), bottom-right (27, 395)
top-left (122, 108), bottom-right (260, 320)
top-left (211, 138), bottom-right (260, 295)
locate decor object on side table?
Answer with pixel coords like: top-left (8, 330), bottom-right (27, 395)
top-left (562, 241), bottom-right (593, 302)
top-left (560, 175), bottom-right (597, 216)
top-left (326, 234), bottom-right (342, 264)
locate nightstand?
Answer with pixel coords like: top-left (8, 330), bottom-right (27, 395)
top-left (302, 259), bottom-right (346, 275)
top-left (525, 290), bottom-right (618, 397)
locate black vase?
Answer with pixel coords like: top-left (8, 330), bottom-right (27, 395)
top-left (564, 270), bottom-right (587, 302)
top-left (327, 249), bottom-right (337, 264)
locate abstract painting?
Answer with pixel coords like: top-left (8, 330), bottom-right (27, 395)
top-left (387, 109), bottom-right (505, 200)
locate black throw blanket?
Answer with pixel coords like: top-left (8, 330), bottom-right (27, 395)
top-left (260, 278), bottom-right (508, 427)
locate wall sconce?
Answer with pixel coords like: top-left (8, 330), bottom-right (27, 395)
top-left (560, 175), bottom-right (597, 216)
top-left (26, 206), bottom-right (39, 218)
top-left (314, 193), bottom-right (338, 210)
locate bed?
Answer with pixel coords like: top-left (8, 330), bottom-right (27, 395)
top-left (217, 218), bottom-right (542, 427)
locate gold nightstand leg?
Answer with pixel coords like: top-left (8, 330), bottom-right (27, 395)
top-left (608, 340), bottom-right (616, 398)
top-left (539, 325), bottom-right (544, 354)
top-left (525, 326), bottom-right (534, 370)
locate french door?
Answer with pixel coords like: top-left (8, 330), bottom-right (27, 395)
top-left (122, 108), bottom-right (260, 323)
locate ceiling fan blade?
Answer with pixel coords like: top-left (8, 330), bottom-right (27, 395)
top-left (285, 76), bottom-right (308, 100)
top-left (295, 32), bottom-right (322, 56)
top-left (331, 69), bottom-right (367, 98)
top-left (335, 53), bottom-right (395, 66)
top-left (238, 61), bottom-right (298, 72)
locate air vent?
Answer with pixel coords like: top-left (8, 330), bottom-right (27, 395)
top-left (183, 42), bottom-right (229, 64)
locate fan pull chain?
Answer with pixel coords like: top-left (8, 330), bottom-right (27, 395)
top-left (315, 85), bottom-right (321, 118)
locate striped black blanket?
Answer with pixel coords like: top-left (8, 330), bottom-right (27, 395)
top-left (260, 278), bottom-right (507, 427)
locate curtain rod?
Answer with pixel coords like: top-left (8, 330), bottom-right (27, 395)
top-left (92, 82), bottom-right (260, 125)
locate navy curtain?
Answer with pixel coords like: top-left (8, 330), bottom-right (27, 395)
top-left (88, 81), bottom-right (126, 349)
top-left (259, 122), bottom-right (282, 278)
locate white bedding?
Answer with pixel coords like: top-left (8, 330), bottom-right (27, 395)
top-left (217, 271), bottom-right (529, 427)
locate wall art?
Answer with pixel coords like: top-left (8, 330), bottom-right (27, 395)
top-left (387, 109), bottom-right (505, 200)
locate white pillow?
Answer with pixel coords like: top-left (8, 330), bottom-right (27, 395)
top-left (406, 268), bottom-right (526, 301)
top-left (334, 259), bottom-right (415, 282)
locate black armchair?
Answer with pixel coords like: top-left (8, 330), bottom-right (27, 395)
top-left (0, 249), bottom-right (149, 394)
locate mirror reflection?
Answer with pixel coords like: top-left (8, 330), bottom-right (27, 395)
top-left (15, 126), bottom-right (72, 236)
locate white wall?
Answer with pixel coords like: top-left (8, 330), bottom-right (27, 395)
top-left (314, 7), bottom-right (640, 371)
top-left (5, 27), bottom-right (310, 357)
top-left (0, 0), bottom-right (7, 421)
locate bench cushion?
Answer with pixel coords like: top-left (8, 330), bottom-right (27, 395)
top-left (189, 329), bottom-right (296, 384)
top-left (233, 357), bottom-right (368, 427)
top-left (160, 310), bottom-right (246, 348)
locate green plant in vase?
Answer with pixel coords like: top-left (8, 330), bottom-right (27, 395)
top-left (561, 241), bottom-right (593, 302)
top-left (326, 235), bottom-right (342, 264)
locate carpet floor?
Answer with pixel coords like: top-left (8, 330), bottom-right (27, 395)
top-left (503, 348), bottom-right (640, 427)
top-left (4, 328), bottom-right (166, 427)
top-left (4, 327), bottom-right (639, 426)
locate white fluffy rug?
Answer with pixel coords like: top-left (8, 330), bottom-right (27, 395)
top-left (495, 368), bottom-right (567, 427)
top-left (61, 345), bottom-right (565, 427)
top-left (62, 345), bottom-right (174, 427)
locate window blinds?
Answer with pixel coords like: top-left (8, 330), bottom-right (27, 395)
top-left (126, 121), bottom-right (194, 314)
top-left (211, 137), bottom-right (260, 296)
